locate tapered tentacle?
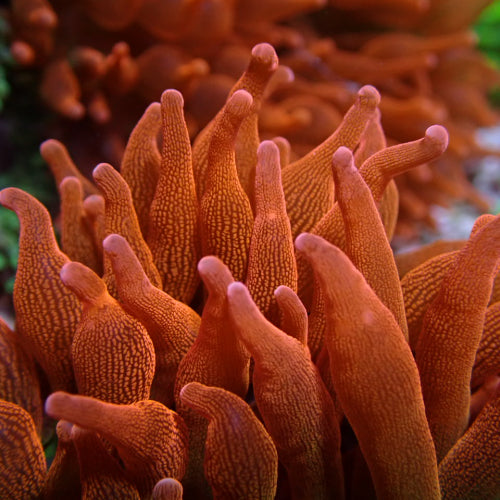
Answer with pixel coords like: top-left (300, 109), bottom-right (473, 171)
top-left (103, 234), bottom-right (199, 408)
top-left (296, 233), bottom-right (440, 500)
top-left (246, 140), bottom-right (297, 324)
top-left (147, 89), bottom-right (200, 303)
top-left (416, 215), bottom-right (500, 461)
top-left (180, 382), bottom-right (278, 499)
top-left (45, 392), bottom-right (188, 498)
top-left (0, 400), bottom-right (46, 499)
top-left (0, 187), bottom-right (80, 392)
top-left (61, 261), bottom-right (155, 404)
top-left (227, 281), bottom-right (344, 499)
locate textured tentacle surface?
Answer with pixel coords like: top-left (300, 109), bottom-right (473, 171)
top-left (93, 162), bottom-right (162, 296)
top-left (180, 382), bottom-right (278, 499)
top-left (61, 260), bottom-right (155, 404)
top-left (147, 89), bottom-right (200, 303)
top-left (331, 146), bottom-right (408, 339)
top-left (103, 234), bottom-right (199, 408)
top-left (0, 187), bottom-right (80, 392)
top-left (416, 215), bottom-right (500, 461)
top-left (227, 281), bottom-right (344, 500)
top-left (174, 256), bottom-right (250, 498)
top-left (246, 140), bottom-right (297, 324)
top-left (0, 400), bottom-right (46, 499)
top-left (120, 102), bottom-right (162, 237)
top-left (199, 90), bottom-right (254, 282)
top-left (282, 85), bottom-right (380, 237)
top-left (45, 392), bottom-right (189, 497)
top-left (296, 233), bottom-right (440, 500)
top-left (438, 389), bottom-right (500, 499)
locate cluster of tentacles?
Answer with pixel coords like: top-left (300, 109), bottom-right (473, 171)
top-left (5, 0), bottom-right (500, 238)
top-left (1, 42), bottom-right (500, 499)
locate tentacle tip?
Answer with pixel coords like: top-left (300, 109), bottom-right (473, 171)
top-left (83, 194), bottom-right (104, 211)
top-left (59, 261), bottom-right (80, 285)
top-left (45, 391), bottom-right (70, 419)
top-left (424, 124), bottom-right (449, 151)
top-left (274, 284), bottom-right (292, 298)
top-left (92, 162), bottom-right (113, 181)
top-left (278, 65), bottom-right (294, 84)
top-left (227, 281), bottom-right (250, 303)
top-left (65, 101), bottom-right (85, 120)
top-left (257, 140), bottom-right (280, 162)
top-left (226, 89), bottom-right (253, 116)
top-left (332, 146), bottom-right (354, 170)
top-left (153, 478), bottom-right (183, 496)
top-left (29, 7), bottom-right (58, 28)
top-left (179, 381), bottom-right (203, 404)
top-left (0, 187), bottom-right (12, 206)
top-left (251, 43), bottom-right (279, 69)
top-left (59, 176), bottom-right (81, 190)
top-left (0, 187), bottom-right (28, 210)
top-left (358, 85), bottom-right (381, 107)
top-left (146, 100), bottom-right (162, 115)
top-left (102, 233), bottom-right (127, 254)
top-left (56, 420), bottom-right (74, 441)
top-left (161, 88), bottom-right (184, 108)
top-left (294, 232), bottom-right (316, 253)
top-left (198, 255), bottom-right (221, 275)
top-left (39, 138), bottom-right (61, 156)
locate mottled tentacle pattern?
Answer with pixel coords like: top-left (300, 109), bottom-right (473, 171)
top-left (60, 260), bottom-right (155, 404)
top-left (0, 187), bottom-right (81, 392)
top-left (0, 400), bottom-right (46, 499)
top-left (103, 233), bottom-right (199, 408)
top-left (227, 282), bottom-right (344, 499)
top-left (199, 90), bottom-right (254, 282)
top-left (45, 391), bottom-right (188, 498)
top-left (416, 214), bottom-right (500, 462)
top-left (147, 89), bottom-right (200, 304)
top-left (296, 233), bottom-right (440, 500)
top-left (180, 382), bottom-right (278, 499)
top-left (246, 140), bottom-right (297, 325)
top-left (120, 102), bottom-right (162, 237)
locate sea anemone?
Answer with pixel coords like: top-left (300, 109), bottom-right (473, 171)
top-left (0, 41), bottom-right (499, 499)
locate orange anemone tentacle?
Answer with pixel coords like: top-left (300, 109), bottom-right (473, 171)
top-left (331, 146), bottom-right (408, 339)
top-left (147, 89), bottom-right (200, 304)
top-left (103, 234), bottom-right (200, 408)
top-left (0, 317), bottom-right (42, 434)
top-left (227, 281), bottom-right (344, 499)
top-left (416, 215), bottom-right (500, 462)
top-left (246, 140), bottom-right (297, 324)
top-left (438, 389), bottom-right (500, 499)
top-left (472, 301), bottom-right (500, 389)
top-left (0, 187), bottom-right (80, 392)
top-left (59, 176), bottom-right (100, 273)
top-left (199, 90), bottom-right (254, 282)
top-left (274, 285), bottom-right (308, 347)
top-left (180, 382), bottom-right (278, 499)
top-left (72, 425), bottom-right (141, 499)
top-left (295, 233), bottom-right (440, 500)
top-left (0, 400), bottom-right (46, 499)
top-left (152, 478), bottom-right (184, 500)
top-left (40, 139), bottom-right (98, 197)
top-left (174, 256), bottom-right (250, 498)
top-left (92, 162), bottom-right (162, 296)
top-left (45, 391), bottom-right (189, 498)
top-left (192, 43), bottom-right (279, 201)
top-left (119, 102), bottom-right (162, 237)
top-left (60, 261), bottom-right (155, 404)
top-left (41, 420), bottom-right (81, 499)
top-left (282, 84), bottom-right (380, 237)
